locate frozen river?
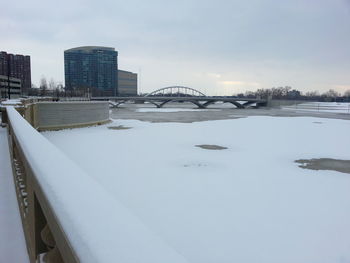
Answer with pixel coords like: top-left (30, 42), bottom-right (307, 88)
top-left (43, 105), bottom-right (350, 263)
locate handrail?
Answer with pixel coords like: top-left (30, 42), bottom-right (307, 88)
top-left (5, 106), bottom-right (188, 263)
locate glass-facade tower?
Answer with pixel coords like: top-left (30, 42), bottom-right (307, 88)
top-left (64, 46), bottom-right (118, 96)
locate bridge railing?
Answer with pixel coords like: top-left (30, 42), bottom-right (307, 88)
top-left (4, 106), bottom-right (188, 263)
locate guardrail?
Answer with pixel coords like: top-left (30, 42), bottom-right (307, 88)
top-left (6, 106), bottom-right (79, 263)
top-left (4, 106), bottom-right (189, 263)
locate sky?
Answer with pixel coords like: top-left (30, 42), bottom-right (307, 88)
top-left (1, 0), bottom-right (350, 95)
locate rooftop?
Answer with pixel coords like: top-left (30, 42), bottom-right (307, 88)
top-left (64, 46), bottom-right (116, 53)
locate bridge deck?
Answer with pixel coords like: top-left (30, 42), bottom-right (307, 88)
top-left (92, 96), bottom-right (265, 102)
top-left (92, 96), bottom-right (267, 109)
top-left (0, 126), bottom-right (29, 262)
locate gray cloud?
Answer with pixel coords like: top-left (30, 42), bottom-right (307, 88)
top-left (2, 0), bottom-right (350, 94)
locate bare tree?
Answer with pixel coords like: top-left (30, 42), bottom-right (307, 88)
top-left (305, 90), bottom-right (319, 97)
top-left (40, 77), bottom-right (48, 97)
top-left (244, 91), bottom-right (255, 98)
top-left (323, 89), bottom-right (340, 98)
top-left (283, 86), bottom-right (292, 97)
top-left (49, 78), bottom-right (56, 90)
top-left (54, 83), bottom-right (63, 99)
top-left (321, 89), bottom-right (340, 102)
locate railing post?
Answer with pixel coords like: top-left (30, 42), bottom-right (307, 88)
top-left (30, 192), bottom-right (48, 261)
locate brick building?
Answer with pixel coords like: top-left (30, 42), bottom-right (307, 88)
top-left (0, 51), bottom-right (31, 95)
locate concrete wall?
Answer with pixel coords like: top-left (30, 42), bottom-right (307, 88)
top-left (29, 101), bottom-right (109, 130)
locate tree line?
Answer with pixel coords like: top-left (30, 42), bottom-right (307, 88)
top-left (28, 78), bottom-right (350, 102)
top-left (28, 77), bottom-right (91, 98)
top-left (235, 86), bottom-right (350, 102)
top-left (28, 77), bottom-right (116, 97)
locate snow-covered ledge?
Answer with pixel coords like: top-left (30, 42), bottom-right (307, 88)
top-left (6, 106), bottom-right (188, 263)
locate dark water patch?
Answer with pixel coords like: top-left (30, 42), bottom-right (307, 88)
top-left (183, 163), bottom-right (207, 167)
top-left (295, 158), bottom-right (350, 174)
top-left (195, 144), bottom-right (228, 150)
top-left (107, 125), bottom-right (132, 130)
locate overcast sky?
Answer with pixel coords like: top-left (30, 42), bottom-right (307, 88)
top-left (2, 0), bottom-right (350, 95)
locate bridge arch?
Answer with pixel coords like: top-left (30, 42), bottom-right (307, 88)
top-left (145, 86), bottom-right (206, 97)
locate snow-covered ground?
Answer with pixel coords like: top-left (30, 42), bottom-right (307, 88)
top-left (0, 99), bottom-right (23, 106)
top-left (284, 102), bottom-right (350, 114)
top-left (43, 116), bottom-right (350, 263)
top-left (0, 127), bottom-right (29, 262)
top-left (137, 108), bottom-right (219, 113)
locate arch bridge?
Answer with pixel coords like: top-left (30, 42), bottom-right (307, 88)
top-left (93, 86), bottom-right (267, 108)
top-left (146, 86), bottom-right (206, 97)
top-left (95, 97), bottom-right (267, 109)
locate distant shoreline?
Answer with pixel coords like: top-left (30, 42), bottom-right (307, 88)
top-left (110, 103), bottom-right (350, 123)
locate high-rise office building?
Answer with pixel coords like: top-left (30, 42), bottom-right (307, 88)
top-left (64, 46), bottom-right (118, 96)
top-left (118, 70), bottom-right (137, 96)
top-left (0, 51), bottom-right (31, 95)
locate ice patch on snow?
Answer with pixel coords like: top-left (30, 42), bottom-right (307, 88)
top-left (295, 158), bottom-right (350, 174)
top-left (195, 144), bottom-right (228, 150)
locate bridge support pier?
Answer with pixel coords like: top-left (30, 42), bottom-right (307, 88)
top-left (159, 100), bottom-right (172, 108)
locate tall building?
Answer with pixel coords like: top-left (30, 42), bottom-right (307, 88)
top-left (0, 51), bottom-right (31, 95)
top-left (0, 75), bottom-right (21, 98)
top-left (118, 70), bottom-right (137, 96)
top-left (64, 46), bottom-right (118, 96)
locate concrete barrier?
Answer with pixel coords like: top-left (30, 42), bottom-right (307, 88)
top-left (7, 105), bottom-right (188, 263)
top-left (26, 101), bottom-right (109, 131)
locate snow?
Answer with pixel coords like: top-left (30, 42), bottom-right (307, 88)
top-left (5, 107), bottom-right (188, 263)
top-left (0, 126), bottom-right (29, 262)
top-left (283, 102), bottom-right (350, 114)
top-left (137, 108), bottom-right (219, 113)
top-left (43, 115), bottom-right (350, 263)
top-left (0, 99), bottom-right (23, 105)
